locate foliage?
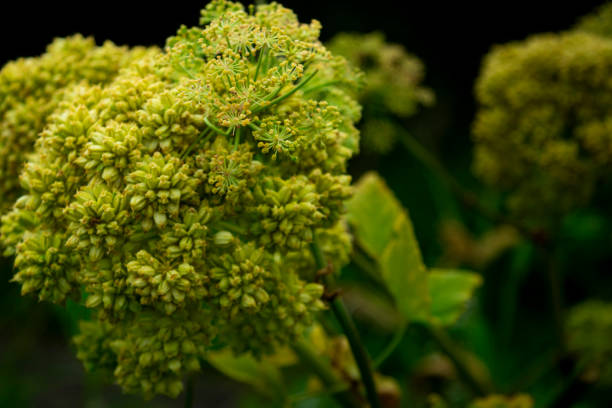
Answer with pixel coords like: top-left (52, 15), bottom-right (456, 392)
top-left (1, 1), bottom-right (612, 407)
top-left (346, 172), bottom-right (482, 327)
top-left (328, 32), bottom-right (433, 154)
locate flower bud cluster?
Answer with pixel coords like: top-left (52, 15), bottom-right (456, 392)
top-left (468, 394), bottom-right (533, 408)
top-left (473, 28), bottom-right (612, 224)
top-left (0, 35), bottom-right (150, 216)
top-left (574, 2), bottom-right (612, 38)
top-left (566, 300), bottom-right (612, 385)
top-left (246, 170), bottom-right (351, 251)
top-left (2, 0), bottom-right (360, 398)
top-left (328, 32), bottom-right (433, 153)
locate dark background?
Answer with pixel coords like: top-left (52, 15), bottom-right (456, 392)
top-left (0, 1), bottom-right (608, 407)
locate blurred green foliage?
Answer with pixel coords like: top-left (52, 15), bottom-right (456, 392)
top-left (1, 1), bottom-right (612, 408)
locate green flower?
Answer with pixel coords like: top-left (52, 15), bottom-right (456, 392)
top-left (328, 31), bottom-right (433, 154)
top-left (4, 0), bottom-right (360, 398)
top-left (473, 30), bottom-right (612, 225)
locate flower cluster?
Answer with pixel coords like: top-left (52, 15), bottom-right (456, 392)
top-left (574, 2), bottom-right (612, 38)
top-left (566, 300), bottom-right (612, 386)
top-left (328, 32), bottom-right (433, 153)
top-left (472, 24), bottom-right (612, 225)
top-left (468, 394), bottom-right (533, 408)
top-left (0, 35), bottom-right (150, 219)
top-left (2, 0), bottom-right (360, 398)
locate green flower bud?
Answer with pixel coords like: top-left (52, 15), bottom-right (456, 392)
top-left (213, 230), bottom-right (233, 246)
top-left (5, 0), bottom-right (360, 398)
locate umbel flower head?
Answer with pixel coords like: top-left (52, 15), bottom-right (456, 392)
top-left (566, 300), bottom-right (612, 386)
top-left (468, 394), bottom-right (533, 408)
top-left (472, 24), bottom-right (612, 225)
top-left (0, 35), bottom-right (151, 219)
top-left (574, 2), bottom-right (612, 38)
top-left (2, 0), bottom-right (360, 398)
top-left (328, 32), bottom-right (433, 153)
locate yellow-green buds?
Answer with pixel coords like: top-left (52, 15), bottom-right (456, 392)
top-left (566, 300), bottom-right (612, 386)
top-left (469, 394), bottom-right (534, 408)
top-left (0, 35), bottom-right (151, 217)
top-left (473, 29), bottom-right (612, 224)
top-left (328, 32), bottom-right (433, 154)
top-left (3, 0), bottom-right (360, 398)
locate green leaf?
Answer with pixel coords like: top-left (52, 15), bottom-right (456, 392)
top-left (428, 269), bottom-right (482, 326)
top-left (345, 172), bottom-right (403, 259)
top-left (347, 172), bottom-right (430, 322)
top-left (206, 349), bottom-right (286, 401)
top-left (380, 214), bottom-right (431, 322)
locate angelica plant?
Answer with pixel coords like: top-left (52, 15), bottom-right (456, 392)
top-left (574, 2), bottom-right (612, 38)
top-left (469, 394), bottom-right (534, 408)
top-left (327, 32), bottom-right (433, 154)
top-left (473, 29), bottom-right (612, 225)
top-left (566, 300), bottom-right (612, 386)
top-left (0, 35), bottom-right (150, 220)
top-left (2, 0), bottom-right (361, 398)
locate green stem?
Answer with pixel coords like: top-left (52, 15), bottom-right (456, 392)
top-left (329, 297), bottom-right (381, 408)
top-left (351, 249), bottom-right (385, 288)
top-left (398, 132), bottom-right (547, 247)
top-left (215, 220), bottom-right (247, 236)
top-left (427, 325), bottom-right (492, 396)
top-left (233, 127), bottom-right (242, 151)
top-left (303, 79), bottom-right (342, 94)
top-left (181, 129), bottom-right (212, 158)
top-left (204, 116), bottom-right (233, 136)
top-left (310, 239), bottom-right (381, 408)
top-left (538, 358), bottom-right (589, 408)
top-left (293, 341), bottom-right (359, 408)
top-left (545, 251), bottom-right (565, 350)
top-left (253, 46), bottom-right (267, 82)
top-left (373, 322), bottom-right (407, 369)
top-left (184, 375), bottom-right (194, 408)
top-left (174, 62), bottom-right (197, 80)
top-left (252, 69), bottom-right (318, 114)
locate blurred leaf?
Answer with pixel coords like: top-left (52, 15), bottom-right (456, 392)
top-left (207, 350), bottom-right (286, 402)
top-left (341, 284), bottom-right (404, 331)
top-left (346, 172), bottom-right (402, 259)
top-left (347, 172), bottom-right (430, 322)
top-left (380, 215), bottom-right (430, 322)
top-left (428, 269), bottom-right (482, 326)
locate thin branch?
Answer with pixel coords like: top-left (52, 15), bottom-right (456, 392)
top-left (427, 325), bottom-right (492, 396)
top-left (373, 322), bottom-right (407, 369)
top-left (398, 132), bottom-right (550, 248)
top-left (311, 237), bottom-right (381, 408)
top-left (252, 70), bottom-right (318, 114)
top-left (293, 340), bottom-right (360, 408)
top-left (184, 376), bottom-right (194, 408)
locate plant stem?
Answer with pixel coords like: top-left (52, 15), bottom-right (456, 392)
top-left (215, 220), bottom-right (247, 236)
top-left (351, 249), bottom-right (386, 288)
top-left (293, 340), bottom-right (359, 408)
top-left (427, 325), bottom-right (492, 396)
top-left (544, 251), bottom-right (565, 350)
top-left (303, 79), bottom-right (342, 94)
top-left (398, 132), bottom-right (549, 247)
top-left (184, 375), bottom-right (194, 408)
top-left (310, 239), bottom-right (381, 408)
top-left (252, 70), bottom-right (318, 114)
top-left (204, 116), bottom-right (233, 136)
top-left (373, 322), bottom-right (407, 369)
